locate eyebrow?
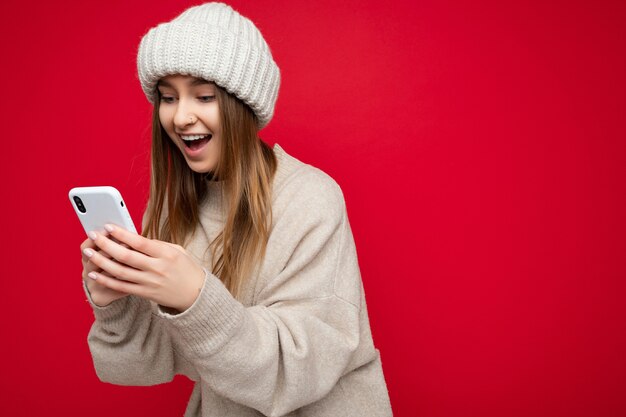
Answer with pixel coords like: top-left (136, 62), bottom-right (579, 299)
top-left (157, 78), bottom-right (214, 88)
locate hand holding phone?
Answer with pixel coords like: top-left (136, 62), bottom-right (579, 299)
top-left (79, 236), bottom-right (129, 307)
top-left (69, 186), bottom-right (136, 307)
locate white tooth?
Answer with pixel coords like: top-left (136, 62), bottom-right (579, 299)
top-left (181, 134), bottom-right (210, 141)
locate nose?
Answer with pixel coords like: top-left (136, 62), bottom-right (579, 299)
top-left (173, 99), bottom-right (197, 128)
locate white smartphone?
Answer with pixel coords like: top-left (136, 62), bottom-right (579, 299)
top-left (68, 186), bottom-right (138, 236)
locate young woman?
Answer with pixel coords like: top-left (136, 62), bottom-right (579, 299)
top-left (79, 2), bottom-right (392, 416)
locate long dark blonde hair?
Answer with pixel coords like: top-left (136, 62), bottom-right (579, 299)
top-left (141, 80), bottom-right (277, 300)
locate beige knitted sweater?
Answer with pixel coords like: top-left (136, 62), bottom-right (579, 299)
top-left (83, 143), bottom-right (393, 416)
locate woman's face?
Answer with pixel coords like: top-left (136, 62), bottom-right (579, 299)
top-left (157, 74), bottom-right (221, 174)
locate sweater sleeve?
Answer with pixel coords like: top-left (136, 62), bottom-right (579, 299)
top-left (156, 173), bottom-right (366, 416)
top-left (84, 211), bottom-right (197, 386)
top-left (84, 285), bottom-right (197, 385)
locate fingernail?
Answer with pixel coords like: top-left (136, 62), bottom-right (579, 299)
top-left (88, 231), bottom-right (97, 240)
top-left (83, 248), bottom-right (94, 258)
top-left (104, 224), bottom-right (114, 232)
top-left (87, 272), bottom-right (97, 280)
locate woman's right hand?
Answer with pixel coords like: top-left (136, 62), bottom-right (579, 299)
top-left (81, 236), bottom-right (129, 307)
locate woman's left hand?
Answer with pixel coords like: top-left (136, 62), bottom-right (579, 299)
top-left (82, 224), bottom-right (206, 313)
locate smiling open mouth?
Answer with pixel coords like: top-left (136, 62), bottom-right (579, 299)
top-left (182, 134), bottom-right (212, 150)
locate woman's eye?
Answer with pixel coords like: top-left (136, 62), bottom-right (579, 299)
top-left (159, 96), bottom-right (213, 103)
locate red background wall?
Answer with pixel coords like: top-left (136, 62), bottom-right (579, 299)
top-left (1, 0), bottom-right (625, 415)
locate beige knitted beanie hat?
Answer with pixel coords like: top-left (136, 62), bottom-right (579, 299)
top-left (137, 2), bottom-right (280, 129)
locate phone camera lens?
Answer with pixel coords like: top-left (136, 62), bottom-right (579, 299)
top-left (73, 196), bottom-right (87, 214)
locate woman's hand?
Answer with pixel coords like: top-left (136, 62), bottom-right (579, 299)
top-left (82, 224), bottom-right (206, 313)
top-left (81, 236), bottom-right (129, 307)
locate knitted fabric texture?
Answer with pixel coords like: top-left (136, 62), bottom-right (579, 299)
top-left (83, 144), bottom-right (394, 416)
top-left (136, 2), bottom-right (280, 129)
